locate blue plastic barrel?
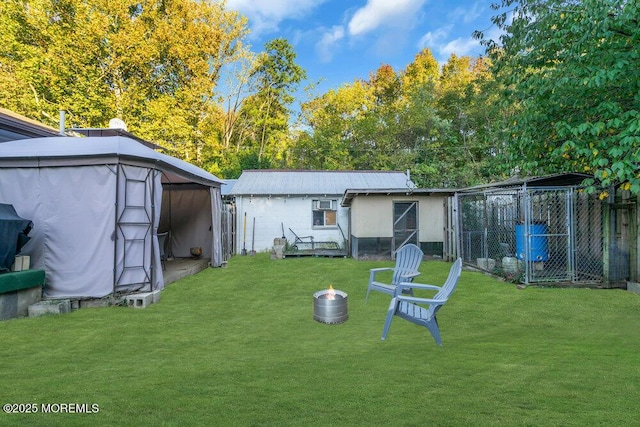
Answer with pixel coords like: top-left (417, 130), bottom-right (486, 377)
top-left (516, 223), bottom-right (548, 262)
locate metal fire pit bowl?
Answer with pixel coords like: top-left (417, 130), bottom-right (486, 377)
top-left (313, 289), bottom-right (348, 324)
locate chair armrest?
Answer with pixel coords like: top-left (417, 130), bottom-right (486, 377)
top-left (398, 271), bottom-right (420, 279)
top-left (396, 295), bottom-right (448, 305)
top-left (369, 267), bottom-right (393, 281)
top-left (370, 267), bottom-right (393, 273)
top-left (396, 282), bottom-right (442, 292)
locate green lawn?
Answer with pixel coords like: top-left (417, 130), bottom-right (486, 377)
top-left (1, 254), bottom-right (639, 426)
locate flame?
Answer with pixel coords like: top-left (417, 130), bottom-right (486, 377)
top-left (326, 285), bottom-right (335, 300)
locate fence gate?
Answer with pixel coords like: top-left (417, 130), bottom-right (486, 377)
top-left (520, 188), bottom-right (573, 283)
top-left (392, 201), bottom-right (418, 258)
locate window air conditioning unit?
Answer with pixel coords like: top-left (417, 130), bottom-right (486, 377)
top-left (315, 200), bottom-right (334, 210)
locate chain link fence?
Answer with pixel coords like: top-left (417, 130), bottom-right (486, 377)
top-left (457, 186), bottom-right (608, 285)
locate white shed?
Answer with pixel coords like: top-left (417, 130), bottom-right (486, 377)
top-left (0, 136), bottom-right (224, 298)
top-left (230, 170), bottom-right (412, 255)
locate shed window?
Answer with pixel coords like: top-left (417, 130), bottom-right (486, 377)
top-left (313, 199), bottom-right (337, 227)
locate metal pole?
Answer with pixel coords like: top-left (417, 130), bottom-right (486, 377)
top-left (59, 110), bottom-right (65, 135)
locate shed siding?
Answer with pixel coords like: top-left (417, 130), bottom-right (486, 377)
top-left (351, 195), bottom-right (446, 242)
top-left (351, 197), bottom-right (389, 237)
top-left (235, 195), bottom-right (348, 254)
top-left (419, 196), bottom-right (446, 241)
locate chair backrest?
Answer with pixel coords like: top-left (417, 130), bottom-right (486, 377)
top-left (392, 244), bottom-right (424, 284)
top-left (428, 258), bottom-right (462, 317)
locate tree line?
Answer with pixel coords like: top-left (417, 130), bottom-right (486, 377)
top-left (1, 0), bottom-right (637, 193)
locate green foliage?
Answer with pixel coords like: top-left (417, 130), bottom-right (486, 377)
top-left (0, 0), bottom-right (248, 163)
top-left (298, 50), bottom-right (502, 188)
top-left (1, 3), bottom-right (505, 184)
top-left (1, 255), bottom-right (639, 425)
top-left (235, 38), bottom-right (306, 169)
top-left (481, 0), bottom-right (640, 194)
top-left (295, 80), bottom-right (374, 170)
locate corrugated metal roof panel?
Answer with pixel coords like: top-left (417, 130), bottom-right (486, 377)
top-left (230, 170), bottom-right (412, 195)
top-left (221, 179), bottom-right (238, 196)
top-left (458, 173), bottom-right (592, 192)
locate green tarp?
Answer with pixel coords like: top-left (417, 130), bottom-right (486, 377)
top-left (0, 269), bottom-right (45, 294)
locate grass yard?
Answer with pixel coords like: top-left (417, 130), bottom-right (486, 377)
top-left (1, 254), bottom-right (639, 426)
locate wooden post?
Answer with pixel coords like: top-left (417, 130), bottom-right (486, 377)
top-left (602, 201), bottom-right (611, 288)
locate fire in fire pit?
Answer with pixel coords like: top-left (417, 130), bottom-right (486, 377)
top-left (313, 285), bottom-right (348, 324)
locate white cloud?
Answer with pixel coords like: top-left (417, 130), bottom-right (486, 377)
top-left (418, 24), bottom-right (482, 62)
top-left (348, 0), bottom-right (427, 37)
top-left (438, 37), bottom-right (481, 58)
top-left (226, 0), bottom-right (327, 36)
top-left (448, 1), bottom-right (484, 24)
top-left (315, 26), bottom-right (345, 63)
top-left (417, 25), bottom-right (452, 48)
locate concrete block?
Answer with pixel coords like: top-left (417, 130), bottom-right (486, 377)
top-left (79, 298), bottom-right (112, 309)
top-left (125, 292), bottom-right (154, 308)
top-left (476, 258), bottom-right (496, 270)
top-left (272, 244), bottom-right (285, 259)
top-left (28, 299), bottom-right (71, 317)
top-left (627, 282), bottom-right (640, 296)
top-left (17, 286), bottom-right (42, 316)
top-left (151, 290), bottom-right (161, 304)
top-left (11, 256), bottom-right (31, 272)
top-left (1, 286), bottom-right (42, 320)
top-left (0, 292), bottom-right (18, 320)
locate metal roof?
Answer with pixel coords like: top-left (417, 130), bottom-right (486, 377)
top-left (341, 188), bottom-right (455, 206)
top-left (230, 170), bottom-right (413, 196)
top-left (69, 128), bottom-right (165, 151)
top-left (458, 173), bottom-right (592, 192)
top-left (0, 136), bottom-right (223, 187)
top-left (0, 108), bottom-right (60, 142)
top-left (221, 179), bottom-right (238, 196)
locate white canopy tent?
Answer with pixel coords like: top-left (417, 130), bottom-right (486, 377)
top-left (0, 136), bottom-right (224, 298)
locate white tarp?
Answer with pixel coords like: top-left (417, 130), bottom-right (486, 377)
top-left (0, 136), bottom-right (224, 298)
top-left (114, 164), bottom-right (162, 293)
top-left (0, 165), bottom-right (118, 297)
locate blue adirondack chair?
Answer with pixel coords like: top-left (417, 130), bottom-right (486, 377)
top-left (365, 243), bottom-right (424, 303)
top-left (381, 258), bottom-right (462, 346)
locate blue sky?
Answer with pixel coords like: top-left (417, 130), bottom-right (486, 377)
top-left (225, 0), bottom-right (501, 100)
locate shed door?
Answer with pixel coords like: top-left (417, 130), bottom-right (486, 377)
top-left (392, 201), bottom-right (418, 257)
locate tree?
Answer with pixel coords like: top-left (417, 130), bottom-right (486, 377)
top-left (402, 48), bottom-right (440, 92)
top-left (478, 0), bottom-right (640, 195)
top-left (295, 80), bottom-right (374, 169)
top-left (295, 49), bottom-right (501, 188)
top-left (237, 38), bottom-right (306, 167)
top-left (0, 0), bottom-right (248, 163)
top-left (434, 54), bottom-right (505, 187)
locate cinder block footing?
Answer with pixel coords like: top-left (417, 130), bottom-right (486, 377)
top-left (125, 290), bottom-right (161, 309)
top-left (28, 299), bottom-right (71, 317)
top-left (627, 282), bottom-right (640, 296)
